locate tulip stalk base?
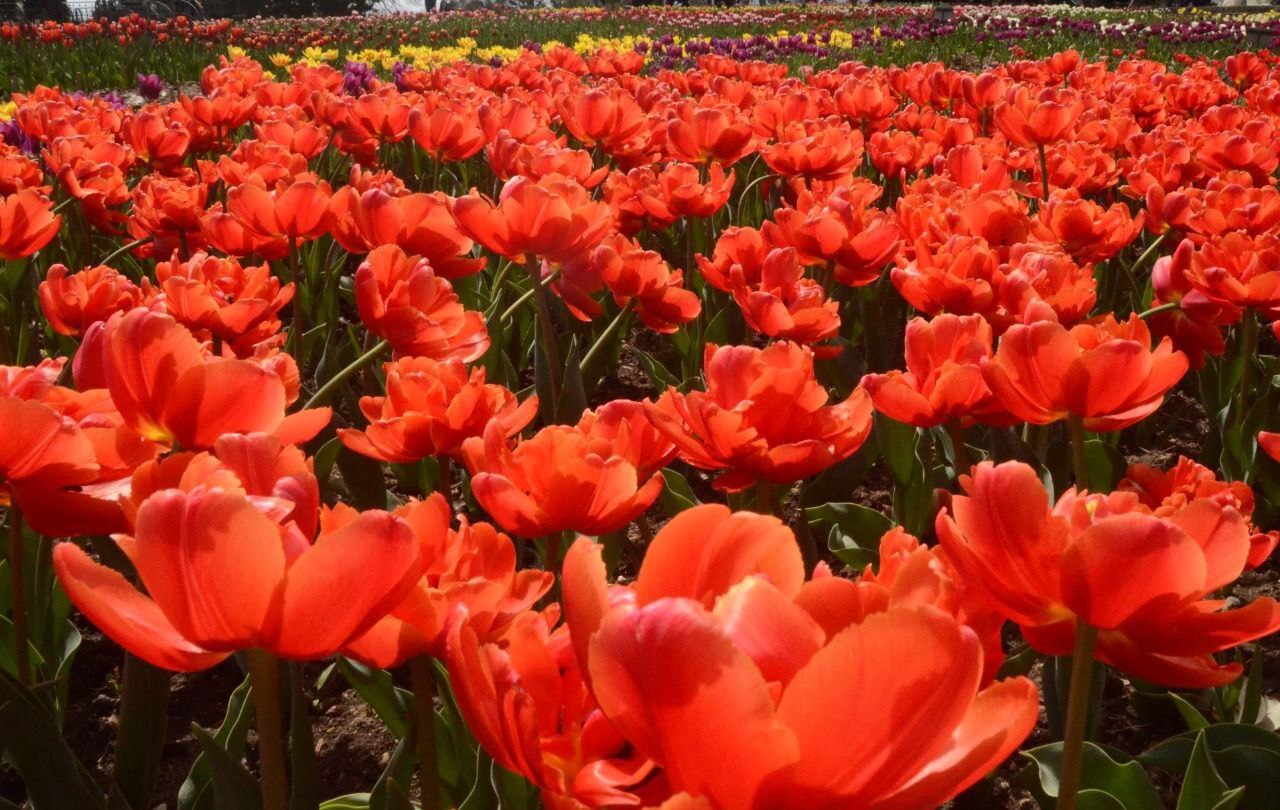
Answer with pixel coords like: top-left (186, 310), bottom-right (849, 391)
top-left (410, 656), bottom-right (443, 810)
top-left (1058, 622), bottom-right (1099, 810)
top-left (248, 649), bottom-right (289, 810)
top-left (7, 507), bottom-right (28, 685)
top-left (1067, 415), bottom-right (1089, 491)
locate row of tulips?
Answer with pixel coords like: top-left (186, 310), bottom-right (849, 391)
top-left (4, 29), bottom-right (1280, 810)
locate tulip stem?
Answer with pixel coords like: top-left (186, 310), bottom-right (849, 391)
top-left (1238, 310), bottom-right (1259, 430)
top-left (525, 257), bottom-right (563, 414)
top-left (101, 236), bottom-right (154, 269)
top-left (1037, 143), bottom-right (1051, 202)
top-left (754, 480), bottom-right (778, 516)
top-left (947, 422), bottom-right (970, 476)
top-left (1136, 301), bottom-right (1179, 320)
top-left (302, 339), bottom-right (389, 409)
top-left (498, 268), bottom-right (562, 322)
top-left (580, 300), bottom-right (634, 377)
top-left (1067, 414), bottom-right (1089, 490)
top-left (1058, 622), bottom-right (1099, 810)
top-left (409, 655), bottom-right (443, 810)
top-left (7, 506), bottom-right (28, 684)
top-left (247, 649), bottom-right (289, 810)
top-left (1126, 232), bottom-right (1167, 282)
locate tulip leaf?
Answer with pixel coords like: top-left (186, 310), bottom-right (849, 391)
top-left (112, 653), bottom-right (173, 810)
top-left (431, 659), bottom-right (480, 804)
top-left (554, 337), bottom-right (588, 424)
top-left (1142, 725), bottom-right (1280, 810)
top-left (875, 415), bottom-right (919, 485)
top-left (336, 446), bottom-right (390, 510)
top-left (0, 668), bottom-right (105, 810)
top-left (1237, 646), bottom-right (1264, 726)
top-left (337, 657), bottom-right (411, 739)
top-left (318, 795), bottom-right (372, 809)
top-left (808, 502), bottom-right (893, 569)
top-left (189, 724), bottom-right (262, 810)
top-left (635, 348), bottom-right (684, 392)
top-left (369, 730), bottom-right (416, 810)
top-left (1166, 692), bottom-right (1212, 732)
top-left (312, 437), bottom-right (344, 494)
top-left (491, 760), bottom-right (537, 810)
top-left (1178, 731), bottom-right (1246, 810)
top-left (179, 672), bottom-right (255, 810)
top-left (659, 468), bottom-right (700, 515)
top-left (1083, 439), bottom-right (1126, 491)
top-left (1019, 741), bottom-right (1163, 810)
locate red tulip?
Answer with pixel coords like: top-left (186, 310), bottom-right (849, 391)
top-left (339, 356), bottom-right (537, 463)
top-left (55, 486), bottom-right (422, 670)
top-left (937, 461), bottom-right (1280, 687)
top-left (328, 186), bottom-right (486, 279)
top-left (730, 247), bottom-right (840, 348)
top-left (648, 343), bottom-right (873, 491)
top-left (147, 251), bottom-right (293, 350)
top-left (0, 189), bottom-right (61, 259)
top-left (354, 244), bottom-right (490, 362)
top-left (983, 314), bottom-right (1188, 431)
top-left (453, 174), bottom-right (614, 264)
top-left (39, 263), bottom-right (143, 338)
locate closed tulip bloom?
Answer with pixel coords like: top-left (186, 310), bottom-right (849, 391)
top-left (937, 461), bottom-right (1280, 688)
top-left (453, 174), bottom-right (614, 264)
top-left (354, 244), bottom-right (490, 362)
top-left (344, 494), bottom-right (553, 668)
top-left (73, 308), bottom-right (330, 449)
top-left (54, 486), bottom-right (422, 670)
top-left (461, 419), bottom-right (664, 538)
top-left (648, 343), bottom-right (873, 492)
top-left (39, 263), bottom-right (144, 338)
top-left (328, 186), bottom-right (486, 279)
top-left (861, 314), bottom-right (1007, 429)
top-left (983, 314), bottom-right (1188, 431)
top-left (0, 188), bottom-right (61, 259)
top-left (339, 356), bottom-right (537, 464)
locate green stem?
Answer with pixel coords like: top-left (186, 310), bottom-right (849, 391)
top-left (580, 300), bottom-right (634, 376)
top-left (1126, 232), bottom-right (1167, 282)
top-left (247, 649), bottom-right (288, 810)
top-left (498, 267), bottom-right (561, 322)
top-left (526, 256), bottom-right (563, 414)
top-left (754, 479), bottom-right (778, 516)
top-left (947, 421), bottom-right (970, 476)
top-left (1058, 622), bottom-right (1100, 810)
top-left (301, 339), bottom-right (389, 410)
top-left (101, 236), bottom-right (153, 268)
top-left (1037, 142), bottom-right (1051, 202)
top-left (1237, 310), bottom-right (1259, 429)
top-left (1136, 301), bottom-right (1179, 320)
top-left (409, 656), bottom-right (443, 810)
top-left (7, 506), bottom-right (28, 684)
top-left (1067, 414), bottom-right (1089, 491)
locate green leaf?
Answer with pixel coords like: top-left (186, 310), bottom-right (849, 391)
top-left (337, 657), bottom-right (411, 739)
top-left (319, 795), bottom-right (371, 810)
top-left (312, 437), bottom-right (344, 493)
top-left (554, 337), bottom-right (588, 424)
top-left (491, 760), bottom-right (536, 810)
top-left (1167, 692), bottom-right (1211, 731)
top-left (189, 725), bottom-right (262, 810)
top-left (0, 668), bottom-right (105, 810)
top-left (659, 468), bottom-right (699, 515)
top-left (635, 348), bottom-right (683, 392)
top-left (369, 732), bottom-right (416, 810)
top-left (1238, 646), bottom-right (1264, 725)
top-left (112, 654), bottom-right (173, 810)
top-left (805, 501), bottom-right (893, 568)
top-left (336, 446), bottom-right (389, 510)
top-left (1083, 439), bottom-right (1126, 491)
top-left (1020, 742), bottom-right (1162, 810)
top-left (1142, 725), bottom-right (1280, 810)
top-left (179, 672), bottom-right (254, 810)
top-left (1178, 731), bottom-right (1245, 810)
top-left (875, 415), bottom-right (920, 485)
top-left (288, 663), bottom-right (320, 810)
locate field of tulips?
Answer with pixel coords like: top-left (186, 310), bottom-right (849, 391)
top-left (6, 6), bottom-right (1280, 810)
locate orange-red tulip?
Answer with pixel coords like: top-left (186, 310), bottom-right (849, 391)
top-left (461, 419), bottom-right (664, 538)
top-left (648, 342), bottom-right (873, 491)
top-left (937, 461), bottom-right (1280, 688)
top-left (147, 251), bottom-right (293, 350)
top-left (328, 186), bottom-right (486, 279)
top-left (983, 314), bottom-right (1188, 431)
top-left (0, 189), bottom-right (61, 259)
top-left (54, 486), bottom-right (422, 670)
top-left (39, 263), bottom-right (144, 338)
top-left (453, 174), bottom-right (614, 264)
top-left (353, 244), bottom-right (490, 362)
top-left (729, 247), bottom-right (840, 348)
top-left (339, 356), bottom-right (537, 463)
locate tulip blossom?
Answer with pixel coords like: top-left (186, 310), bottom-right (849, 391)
top-left (328, 186), bottom-right (486, 279)
top-left (648, 342), bottom-right (873, 491)
top-left (664, 103), bottom-right (756, 166)
top-left (344, 494), bottom-right (553, 668)
top-left (202, 177), bottom-right (333, 259)
top-left (339, 356), bottom-right (537, 464)
top-left (594, 234), bottom-right (701, 334)
top-left (1033, 190), bottom-right (1142, 264)
top-left (937, 461), bottom-right (1280, 687)
top-left (729, 247), bottom-right (840, 348)
top-left (1146, 238), bottom-right (1237, 369)
top-left (146, 252), bottom-right (293, 350)
top-left (354, 244), bottom-right (490, 362)
top-left (452, 174), bottom-right (614, 265)
top-left (861, 314), bottom-right (1007, 429)
top-left (39, 263), bottom-right (144, 338)
top-left (697, 226), bottom-right (773, 293)
top-left (764, 186), bottom-right (902, 287)
top-left (54, 486), bottom-right (422, 670)
top-left (993, 85), bottom-right (1084, 148)
top-left (0, 188), bottom-right (61, 259)
top-left (983, 314), bottom-right (1188, 431)
top-left (73, 308), bottom-right (330, 449)
top-left (462, 417), bottom-right (664, 538)
top-left (561, 506), bottom-right (1038, 809)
